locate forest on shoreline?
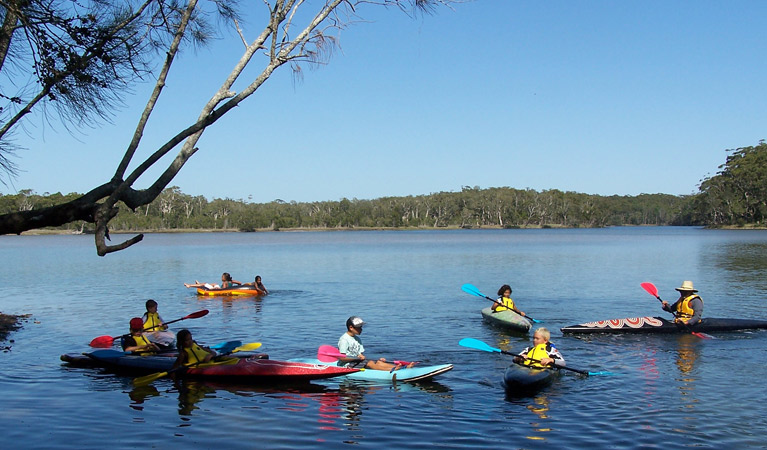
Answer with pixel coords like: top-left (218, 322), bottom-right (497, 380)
top-left (2, 142), bottom-right (765, 234)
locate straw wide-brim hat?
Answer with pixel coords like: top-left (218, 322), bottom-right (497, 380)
top-left (675, 281), bottom-right (698, 292)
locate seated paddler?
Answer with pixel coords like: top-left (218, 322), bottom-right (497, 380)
top-left (122, 317), bottom-right (161, 354)
top-left (513, 327), bottom-right (565, 368)
top-left (661, 280), bottom-right (703, 326)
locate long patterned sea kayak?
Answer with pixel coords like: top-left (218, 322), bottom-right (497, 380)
top-left (561, 316), bottom-right (767, 334)
top-left (290, 358), bottom-right (453, 383)
top-left (61, 350), bottom-right (360, 382)
top-left (480, 307), bottom-right (531, 333)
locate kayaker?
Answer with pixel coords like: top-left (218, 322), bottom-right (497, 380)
top-left (337, 316), bottom-right (414, 371)
top-left (122, 317), bottom-right (161, 354)
top-left (142, 299), bottom-right (168, 332)
top-left (244, 275), bottom-right (268, 294)
top-left (184, 272), bottom-right (242, 289)
top-left (173, 329), bottom-right (217, 369)
top-left (661, 280), bottom-right (703, 326)
top-left (513, 327), bottom-right (565, 368)
top-left (141, 299), bottom-right (175, 350)
top-left (492, 284), bottom-right (526, 317)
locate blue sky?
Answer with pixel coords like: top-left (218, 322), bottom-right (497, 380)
top-left (4, 0), bottom-right (767, 203)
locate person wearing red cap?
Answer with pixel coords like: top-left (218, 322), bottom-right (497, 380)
top-left (121, 317), bottom-right (160, 354)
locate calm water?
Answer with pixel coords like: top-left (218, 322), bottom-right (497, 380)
top-left (1, 227), bottom-right (766, 449)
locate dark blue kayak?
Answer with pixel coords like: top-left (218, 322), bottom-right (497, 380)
top-left (561, 316), bottom-right (767, 334)
top-left (503, 364), bottom-right (559, 395)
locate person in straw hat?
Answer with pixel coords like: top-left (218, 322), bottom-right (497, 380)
top-left (661, 281), bottom-right (703, 326)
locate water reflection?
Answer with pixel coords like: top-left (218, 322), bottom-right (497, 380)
top-left (505, 393), bottom-right (554, 442)
top-left (674, 334), bottom-right (701, 375)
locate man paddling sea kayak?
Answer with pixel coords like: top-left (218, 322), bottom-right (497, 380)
top-left (661, 280), bottom-right (703, 326)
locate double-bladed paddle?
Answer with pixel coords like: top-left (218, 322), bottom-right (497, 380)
top-left (458, 337), bottom-right (613, 376)
top-left (89, 310), bottom-right (210, 348)
top-left (317, 345), bottom-right (417, 367)
top-left (132, 341), bottom-right (262, 387)
top-left (640, 282), bottom-right (712, 339)
top-left (461, 283), bottom-right (542, 323)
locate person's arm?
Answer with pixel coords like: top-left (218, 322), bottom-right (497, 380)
top-left (548, 347), bottom-right (566, 366)
top-left (686, 298), bottom-right (703, 326)
top-left (661, 299), bottom-right (679, 314)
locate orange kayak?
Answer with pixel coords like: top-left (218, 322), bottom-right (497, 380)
top-left (196, 286), bottom-right (266, 296)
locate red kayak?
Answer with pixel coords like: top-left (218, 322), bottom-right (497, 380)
top-left (61, 350), bottom-right (360, 382)
top-left (184, 357), bottom-right (361, 381)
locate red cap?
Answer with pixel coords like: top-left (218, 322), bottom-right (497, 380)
top-left (130, 317), bottom-right (144, 331)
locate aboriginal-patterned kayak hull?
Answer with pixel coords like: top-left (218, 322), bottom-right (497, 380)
top-left (290, 358), bottom-right (453, 383)
top-left (61, 350), bottom-right (359, 381)
top-left (561, 316), bottom-right (767, 334)
top-left (480, 307), bottom-right (531, 333)
top-left (503, 364), bottom-right (559, 395)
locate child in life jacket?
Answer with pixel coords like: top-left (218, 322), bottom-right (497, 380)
top-left (173, 329), bottom-right (217, 370)
top-left (122, 317), bottom-right (160, 354)
top-left (513, 327), bottom-right (565, 368)
top-left (141, 299), bottom-right (175, 350)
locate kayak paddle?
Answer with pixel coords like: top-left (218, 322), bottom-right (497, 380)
top-left (461, 283), bottom-right (542, 323)
top-left (458, 337), bottom-right (613, 376)
top-left (132, 342), bottom-right (261, 387)
top-left (317, 345), bottom-right (417, 366)
top-left (640, 282), bottom-right (712, 339)
top-left (89, 309), bottom-right (210, 348)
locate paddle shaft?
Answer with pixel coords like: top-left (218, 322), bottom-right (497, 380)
top-left (318, 345), bottom-right (414, 366)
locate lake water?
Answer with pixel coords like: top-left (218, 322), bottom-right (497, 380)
top-left (1, 227), bottom-right (766, 449)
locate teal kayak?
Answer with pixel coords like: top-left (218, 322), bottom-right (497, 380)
top-left (481, 307), bottom-right (531, 333)
top-left (291, 358), bottom-right (453, 383)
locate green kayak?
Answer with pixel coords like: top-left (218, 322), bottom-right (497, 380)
top-left (481, 307), bottom-right (531, 333)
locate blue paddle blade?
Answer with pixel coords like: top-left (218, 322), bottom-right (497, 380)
top-left (587, 371), bottom-right (616, 376)
top-left (459, 338), bottom-right (501, 353)
top-left (461, 283), bottom-right (484, 297)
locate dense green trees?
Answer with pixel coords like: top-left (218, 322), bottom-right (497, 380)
top-left (680, 141), bottom-right (767, 227)
top-left (3, 140), bottom-right (765, 232)
top-left (0, 186), bottom-right (691, 232)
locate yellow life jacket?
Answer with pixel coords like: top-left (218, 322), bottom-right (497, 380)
top-left (523, 343), bottom-right (553, 368)
top-left (128, 334), bottom-right (155, 355)
top-left (675, 294), bottom-right (701, 324)
top-left (143, 312), bottom-right (163, 331)
top-left (495, 296), bottom-right (516, 312)
top-left (184, 343), bottom-right (211, 364)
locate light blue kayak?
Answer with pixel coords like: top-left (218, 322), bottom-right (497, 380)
top-left (291, 358), bottom-right (453, 382)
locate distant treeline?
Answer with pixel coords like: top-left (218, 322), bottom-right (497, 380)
top-left (2, 142), bottom-right (764, 232)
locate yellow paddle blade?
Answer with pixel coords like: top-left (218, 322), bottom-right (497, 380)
top-left (230, 342), bottom-right (262, 353)
top-left (133, 370), bottom-right (171, 387)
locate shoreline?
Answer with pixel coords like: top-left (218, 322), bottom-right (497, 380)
top-left (0, 313), bottom-right (28, 348)
top-left (13, 223), bottom-right (767, 235)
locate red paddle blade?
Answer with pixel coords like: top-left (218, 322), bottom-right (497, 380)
top-left (89, 335), bottom-right (115, 348)
top-left (317, 345), bottom-right (344, 363)
top-left (640, 282), bottom-right (658, 297)
top-left (185, 309), bottom-right (209, 319)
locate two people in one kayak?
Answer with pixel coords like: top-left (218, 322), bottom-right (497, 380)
top-left (492, 284), bottom-right (526, 317)
top-left (184, 272), bottom-right (241, 289)
top-left (513, 327), bottom-right (565, 368)
top-left (184, 273), bottom-right (268, 293)
top-left (661, 280), bottom-right (703, 326)
top-left (337, 316), bottom-right (415, 371)
top-left (122, 299), bottom-right (175, 353)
